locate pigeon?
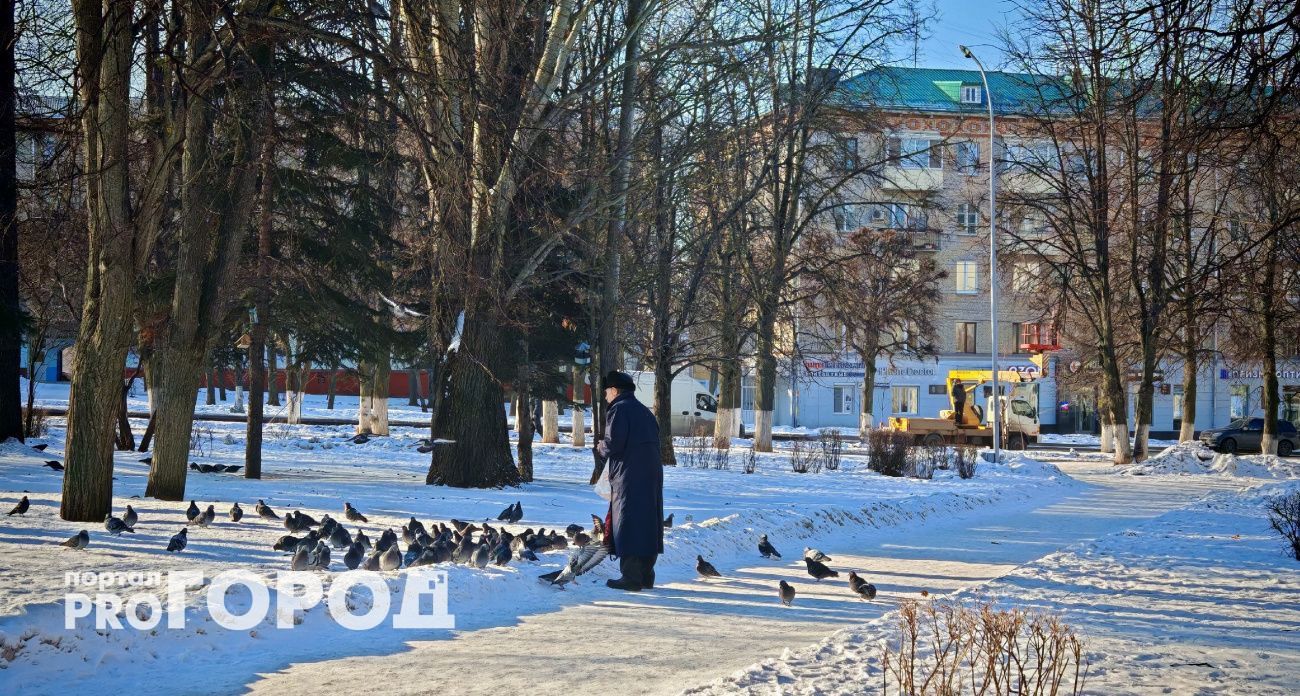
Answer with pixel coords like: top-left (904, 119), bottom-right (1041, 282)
top-left (379, 543), bottom-right (402, 571)
top-left (32, 443), bottom-right (48, 451)
top-left (848, 571), bottom-right (877, 600)
top-left (295, 510), bottom-right (320, 527)
top-left (779, 580), bottom-right (796, 606)
top-left (758, 534), bottom-right (781, 559)
top-left (256, 499), bottom-right (280, 520)
top-left (7, 496), bottom-right (29, 516)
top-left (375, 528), bottom-right (398, 554)
top-left (696, 555), bottom-right (722, 578)
top-left (229, 502), bottom-right (244, 522)
top-left (574, 531), bottom-right (592, 547)
top-left (416, 444), bottom-right (435, 454)
top-left (497, 502), bottom-right (516, 521)
top-left (344, 502), bottom-right (367, 523)
top-left (804, 547), bottom-right (832, 563)
top-left (139, 456), bottom-right (152, 464)
top-left (190, 504), bottom-right (213, 527)
top-left (564, 523), bottom-right (584, 539)
top-left (44, 460), bottom-right (64, 471)
top-left (291, 545), bottom-right (311, 570)
top-left (663, 513), bottom-right (674, 528)
top-left (539, 545), bottom-right (609, 586)
top-left (199, 463), bottom-right (218, 473)
top-left (491, 542), bottom-right (511, 566)
top-left (202, 504), bottom-right (216, 526)
top-left (343, 542), bottom-right (364, 570)
top-left (351, 433), bottom-right (370, 445)
top-left (329, 524), bottom-right (353, 549)
top-left (283, 511), bottom-right (309, 533)
top-left (294, 530), bottom-right (321, 555)
top-left (274, 534), bottom-right (303, 552)
top-left (167, 528), bottom-right (187, 552)
top-left (509, 501), bottom-right (524, 523)
top-left (401, 525), bottom-right (417, 546)
top-left (319, 515), bottom-right (338, 538)
top-left (470, 543), bottom-right (490, 568)
top-left (408, 517), bottom-right (427, 537)
top-left (309, 541), bottom-right (331, 570)
top-left (355, 529), bottom-right (372, 551)
top-left (189, 463), bottom-right (200, 472)
top-left (186, 500), bottom-right (200, 522)
top-left (60, 530), bottom-right (90, 550)
top-left (360, 551), bottom-right (381, 571)
top-left (104, 513), bottom-right (135, 535)
top-left (403, 542), bottom-right (424, 567)
top-left (804, 557), bottom-right (839, 581)
top-left (222, 465), bottom-right (243, 473)
top-left (122, 504), bottom-right (137, 528)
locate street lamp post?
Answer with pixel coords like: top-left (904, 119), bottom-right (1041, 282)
top-left (960, 45), bottom-right (1001, 462)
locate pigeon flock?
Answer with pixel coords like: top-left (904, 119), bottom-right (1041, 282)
top-left (691, 535), bottom-right (880, 607)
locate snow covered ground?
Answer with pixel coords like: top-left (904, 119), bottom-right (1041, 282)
top-left (683, 459), bottom-right (1300, 696)
top-left (0, 407), bottom-right (1077, 694)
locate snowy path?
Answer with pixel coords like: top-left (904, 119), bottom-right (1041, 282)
top-left (246, 459), bottom-right (1247, 695)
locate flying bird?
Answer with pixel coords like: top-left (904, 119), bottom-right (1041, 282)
top-left (167, 528), bottom-right (188, 552)
top-left (539, 545), bottom-right (609, 587)
top-left (7, 496), bottom-right (29, 516)
top-left (848, 571), bottom-right (877, 600)
top-left (779, 580), bottom-right (796, 606)
top-left (804, 557), bottom-right (838, 581)
top-left (696, 555), bottom-right (722, 578)
top-left (758, 534), bottom-right (781, 559)
top-left (60, 530), bottom-right (90, 550)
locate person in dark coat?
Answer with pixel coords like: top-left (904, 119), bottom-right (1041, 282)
top-left (950, 378), bottom-right (966, 425)
top-left (595, 370), bottom-right (664, 591)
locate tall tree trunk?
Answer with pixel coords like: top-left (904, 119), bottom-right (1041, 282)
top-left (205, 365), bottom-right (217, 405)
top-left (217, 362), bottom-right (226, 401)
top-left (326, 362), bottom-right (338, 410)
top-left (858, 348), bottom-right (878, 437)
top-left (712, 354), bottom-right (741, 449)
top-left (1179, 349), bottom-right (1198, 442)
top-left (61, 0), bottom-right (136, 521)
top-left (407, 366), bottom-right (419, 406)
top-left (370, 356), bottom-right (390, 435)
top-left (1259, 236), bottom-right (1280, 455)
top-left (356, 359), bottom-right (373, 434)
top-left (516, 340), bottom-right (533, 481)
top-left (752, 300), bottom-right (779, 452)
top-left (541, 400), bottom-right (559, 444)
top-left (654, 360), bottom-right (676, 466)
top-left (245, 119), bottom-right (274, 480)
top-left (0, 0), bottom-right (21, 442)
top-left (267, 343), bottom-right (280, 405)
top-left (571, 365), bottom-right (586, 447)
top-left (426, 311), bottom-right (518, 487)
top-left (115, 380), bottom-right (134, 450)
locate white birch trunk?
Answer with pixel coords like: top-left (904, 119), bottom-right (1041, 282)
top-left (541, 400), bottom-right (559, 443)
top-left (286, 388), bottom-right (302, 424)
top-left (1111, 419), bottom-right (1133, 465)
top-left (232, 384), bottom-right (244, 413)
top-left (713, 407), bottom-right (738, 449)
top-left (513, 396), bottom-right (526, 435)
top-left (754, 410), bottom-right (773, 452)
top-left (370, 397), bottom-right (389, 436)
top-left (1100, 422), bottom-right (1114, 453)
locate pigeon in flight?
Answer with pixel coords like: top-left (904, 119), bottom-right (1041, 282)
top-left (804, 547), bottom-right (832, 563)
top-left (256, 499), bottom-right (280, 520)
top-left (696, 555), bottom-right (722, 578)
top-left (539, 545), bottom-right (609, 587)
top-left (229, 502), bottom-right (244, 522)
top-left (167, 528), bottom-right (188, 552)
top-left (104, 513), bottom-right (135, 535)
top-left (60, 530), bottom-right (90, 550)
top-left (758, 534), bottom-right (781, 559)
top-left (804, 557), bottom-right (839, 581)
top-left (779, 580), bottom-right (796, 606)
top-left (344, 502), bottom-right (368, 523)
top-left (7, 496), bottom-right (29, 516)
top-left (848, 571), bottom-right (877, 600)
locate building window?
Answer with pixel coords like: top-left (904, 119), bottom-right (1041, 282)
top-left (956, 141), bottom-right (980, 174)
top-left (956, 322), bottom-right (978, 353)
top-left (1230, 384), bottom-right (1249, 419)
top-left (1012, 261), bottom-right (1039, 292)
top-left (1017, 322), bottom-right (1044, 351)
top-left (741, 382), bottom-right (756, 412)
top-left (928, 384), bottom-right (947, 395)
top-left (832, 384), bottom-right (856, 414)
top-left (954, 261), bottom-right (978, 293)
top-left (888, 136), bottom-right (942, 170)
top-left (956, 203), bottom-right (979, 234)
top-left (832, 203), bottom-right (859, 233)
top-left (891, 385), bottom-right (919, 414)
top-left (961, 85), bottom-right (982, 104)
top-left (873, 202), bottom-right (926, 230)
top-left (835, 136), bottom-right (859, 172)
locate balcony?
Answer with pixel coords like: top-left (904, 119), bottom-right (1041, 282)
top-left (879, 166), bottom-right (944, 191)
top-left (911, 229), bottom-right (942, 251)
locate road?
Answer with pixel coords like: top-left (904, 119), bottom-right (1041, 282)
top-left (244, 458), bottom-right (1246, 696)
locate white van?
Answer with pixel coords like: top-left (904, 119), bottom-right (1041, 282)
top-left (628, 371), bottom-right (718, 436)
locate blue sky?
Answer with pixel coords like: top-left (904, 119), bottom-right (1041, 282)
top-left (907, 0), bottom-right (1021, 70)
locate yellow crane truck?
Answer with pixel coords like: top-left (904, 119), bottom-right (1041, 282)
top-left (888, 369), bottom-right (1041, 449)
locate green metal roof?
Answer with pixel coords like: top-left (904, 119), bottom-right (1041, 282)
top-left (832, 66), bottom-right (1072, 116)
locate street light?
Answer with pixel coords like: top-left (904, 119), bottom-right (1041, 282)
top-left (960, 44), bottom-right (1001, 462)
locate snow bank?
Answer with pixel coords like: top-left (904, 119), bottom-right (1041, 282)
top-left (1119, 441), bottom-right (1300, 479)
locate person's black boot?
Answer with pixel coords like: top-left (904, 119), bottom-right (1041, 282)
top-left (606, 556), bottom-right (643, 592)
top-left (640, 555), bottom-right (657, 589)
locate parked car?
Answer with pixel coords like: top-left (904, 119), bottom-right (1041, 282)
top-left (1200, 418), bottom-right (1298, 456)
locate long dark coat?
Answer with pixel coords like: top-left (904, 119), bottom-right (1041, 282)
top-left (603, 391), bottom-right (664, 557)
